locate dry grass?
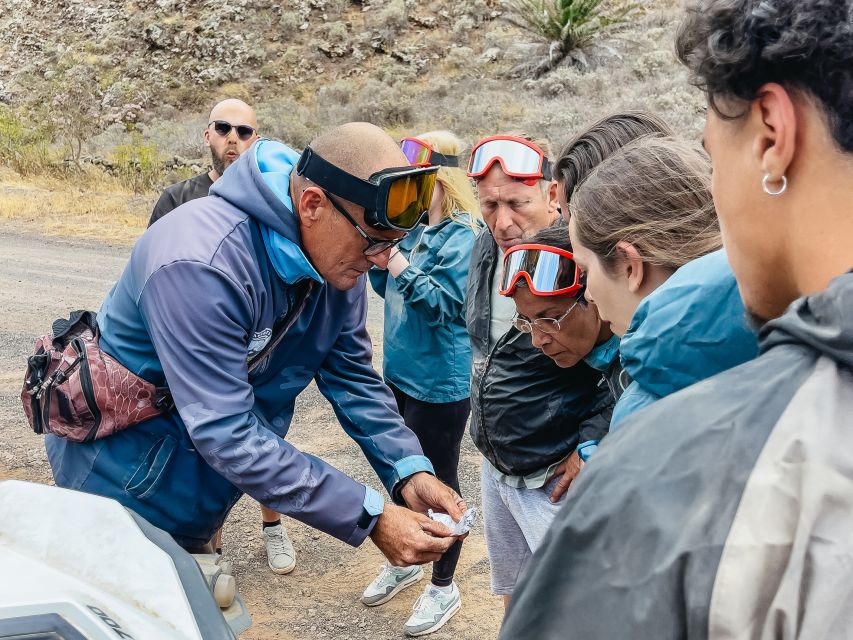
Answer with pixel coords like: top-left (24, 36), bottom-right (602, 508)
top-left (0, 170), bottom-right (152, 245)
top-left (0, 0), bottom-right (702, 245)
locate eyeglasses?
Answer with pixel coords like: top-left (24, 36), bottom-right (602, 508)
top-left (512, 300), bottom-right (582, 334)
top-left (209, 120), bottom-right (257, 141)
top-left (323, 190), bottom-right (406, 256)
top-left (400, 137), bottom-right (459, 168)
top-left (467, 136), bottom-right (552, 182)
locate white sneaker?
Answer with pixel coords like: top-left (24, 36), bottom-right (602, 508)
top-left (361, 563), bottom-right (423, 607)
top-left (404, 583), bottom-right (461, 637)
top-left (262, 524), bottom-right (296, 574)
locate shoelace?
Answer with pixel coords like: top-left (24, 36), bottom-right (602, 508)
top-left (375, 563), bottom-right (392, 581)
top-left (411, 589), bottom-right (447, 614)
top-left (412, 594), bottom-right (429, 613)
top-left (266, 530), bottom-right (293, 558)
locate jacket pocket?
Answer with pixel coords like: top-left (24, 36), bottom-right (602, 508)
top-left (125, 435), bottom-right (177, 500)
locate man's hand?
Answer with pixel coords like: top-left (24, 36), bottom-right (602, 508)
top-left (400, 472), bottom-right (467, 521)
top-left (369, 503), bottom-right (458, 566)
top-left (548, 450), bottom-right (584, 503)
top-left (369, 251), bottom-right (391, 270)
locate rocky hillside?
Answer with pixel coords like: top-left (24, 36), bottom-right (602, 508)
top-left (0, 0), bottom-right (703, 167)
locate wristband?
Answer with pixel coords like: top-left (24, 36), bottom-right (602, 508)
top-left (577, 439), bottom-right (600, 462)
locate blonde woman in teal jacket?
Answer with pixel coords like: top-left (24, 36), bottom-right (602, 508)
top-left (365, 131), bottom-right (482, 636)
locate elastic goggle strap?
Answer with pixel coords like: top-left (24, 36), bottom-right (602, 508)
top-left (468, 137), bottom-right (552, 181)
top-left (296, 146), bottom-right (377, 211)
top-left (401, 138), bottom-right (459, 168)
top-left (296, 146), bottom-right (438, 231)
top-left (499, 244), bottom-right (582, 297)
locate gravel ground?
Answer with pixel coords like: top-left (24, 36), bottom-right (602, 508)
top-left (0, 222), bottom-right (502, 640)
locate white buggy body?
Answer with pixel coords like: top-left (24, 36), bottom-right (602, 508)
top-left (0, 480), bottom-right (250, 639)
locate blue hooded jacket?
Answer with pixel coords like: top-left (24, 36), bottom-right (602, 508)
top-left (45, 140), bottom-right (433, 548)
top-left (611, 250), bottom-right (759, 428)
top-left (368, 214), bottom-right (481, 403)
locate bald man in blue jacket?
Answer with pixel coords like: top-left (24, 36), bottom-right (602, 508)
top-left (46, 123), bottom-right (465, 565)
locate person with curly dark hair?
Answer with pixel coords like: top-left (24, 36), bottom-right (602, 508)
top-left (500, 2), bottom-right (853, 638)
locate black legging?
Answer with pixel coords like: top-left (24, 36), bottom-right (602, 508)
top-left (388, 382), bottom-right (470, 588)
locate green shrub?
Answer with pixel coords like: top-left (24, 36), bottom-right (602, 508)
top-left (111, 131), bottom-right (163, 193)
top-left (0, 106), bottom-right (55, 175)
top-left (506, 0), bottom-right (635, 58)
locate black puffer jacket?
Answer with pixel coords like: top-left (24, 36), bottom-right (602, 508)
top-left (466, 230), bottom-right (613, 476)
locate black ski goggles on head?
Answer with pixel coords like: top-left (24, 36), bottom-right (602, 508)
top-left (296, 146), bottom-right (439, 231)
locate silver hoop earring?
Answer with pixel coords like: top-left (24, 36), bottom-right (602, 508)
top-left (762, 174), bottom-right (788, 196)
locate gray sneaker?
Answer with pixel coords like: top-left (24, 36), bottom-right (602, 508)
top-left (361, 563), bottom-right (424, 607)
top-left (262, 524), bottom-right (296, 574)
top-left (404, 583), bottom-right (461, 637)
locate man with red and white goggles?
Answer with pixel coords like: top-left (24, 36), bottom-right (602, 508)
top-left (468, 135), bottom-right (553, 185)
top-left (466, 134), bottom-right (559, 251)
top-left (464, 132), bottom-right (612, 613)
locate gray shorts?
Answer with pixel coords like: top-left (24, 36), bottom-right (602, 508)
top-left (480, 459), bottom-right (566, 595)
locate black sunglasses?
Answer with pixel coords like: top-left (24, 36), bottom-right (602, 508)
top-left (209, 120), bottom-right (257, 141)
top-left (322, 190), bottom-right (406, 256)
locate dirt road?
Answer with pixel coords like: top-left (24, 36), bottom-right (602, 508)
top-left (0, 223), bottom-right (502, 639)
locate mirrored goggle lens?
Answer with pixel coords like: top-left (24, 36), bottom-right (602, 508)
top-left (386, 172), bottom-right (437, 230)
top-left (401, 139), bottom-right (432, 166)
top-left (499, 249), bottom-right (580, 295)
top-left (468, 139), bottom-right (543, 177)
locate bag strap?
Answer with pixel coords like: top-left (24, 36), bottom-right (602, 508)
top-left (51, 310), bottom-right (98, 348)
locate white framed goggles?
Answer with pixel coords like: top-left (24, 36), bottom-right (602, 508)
top-left (467, 136), bottom-right (552, 181)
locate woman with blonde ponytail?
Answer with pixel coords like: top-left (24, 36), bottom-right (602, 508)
top-left (364, 130), bottom-right (482, 636)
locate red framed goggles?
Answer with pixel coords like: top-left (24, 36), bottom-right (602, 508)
top-left (499, 244), bottom-right (583, 297)
top-left (467, 136), bottom-right (552, 182)
top-left (400, 137), bottom-right (459, 168)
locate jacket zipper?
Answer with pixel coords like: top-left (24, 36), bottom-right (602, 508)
top-left (35, 350), bottom-right (84, 435)
top-left (248, 281), bottom-right (315, 375)
top-left (477, 330), bottom-right (514, 471)
top-left (73, 338), bottom-right (103, 442)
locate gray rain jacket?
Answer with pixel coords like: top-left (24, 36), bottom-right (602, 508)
top-left (500, 270), bottom-right (853, 639)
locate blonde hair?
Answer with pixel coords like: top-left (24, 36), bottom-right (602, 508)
top-left (414, 130), bottom-right (480, 227)
top-left (570, 136), bottom-right (721, 271)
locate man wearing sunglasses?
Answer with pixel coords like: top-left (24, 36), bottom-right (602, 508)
top-left (46, 123), bottom-right (465, 579)
top-left (148, 98), bottom-right (259, 226)
top-left (465, 133), bottom-right (614, 612)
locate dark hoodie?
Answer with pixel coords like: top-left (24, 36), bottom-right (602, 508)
top-left (45, 140), bottom-right (433, 548)
top-left (500, 270), bottom-right (853, 639)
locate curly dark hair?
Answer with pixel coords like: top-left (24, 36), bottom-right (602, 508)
top-left (676, 0), bottom-right (853, 152)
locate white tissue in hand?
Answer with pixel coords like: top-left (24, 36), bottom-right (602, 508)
top-left (428, 506), bottom-right (477, 535)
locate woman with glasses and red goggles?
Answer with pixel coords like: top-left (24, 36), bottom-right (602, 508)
top-left (364, 130), bottom-right (482, 636)
top-left (568, 136), bottom-right (758, 430)
top-left (499, 223), bottom-right (625, 463)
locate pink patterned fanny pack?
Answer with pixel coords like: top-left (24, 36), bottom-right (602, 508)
top-left (21, 311), bottom-right (172, 443)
